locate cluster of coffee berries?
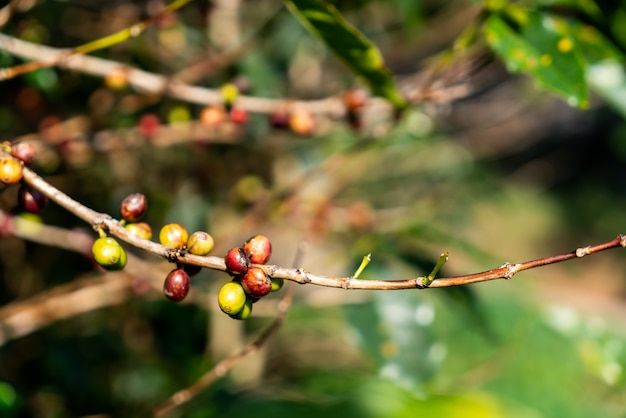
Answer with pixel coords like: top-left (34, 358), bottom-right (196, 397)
top-left (218, 235), bottom-right (280, 320)
top-left (0, 141), bottom-right (49, 214)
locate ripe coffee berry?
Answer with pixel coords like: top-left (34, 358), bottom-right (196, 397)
top-left (0, 158), bottom-right (23, 184)
top-left (289, 110), bottom-right (314, 136)
top-left (120, 193), bottom-right (147, 222)
top-left (159, 223), bottom-right (189, 249)
top-left (200, 106), bottom-right (226, 126)
top-left (17, 185), bottom-right (47, 213)
top-left (92, 237), bottom-right (127, 271)
top-left (218, 281), bottom-right (247, 315)
top-left (241, 267), bottom-right (272, 298)
top-left (187, 231), bottom-right (214, 256)
top-left (10, 142), bottom-right (36, 165)
top-left (229, 107), bottom-right (248, 125)
top-left (224, 247), bottom-right (249, 275)
top-left (125, 222), bottom-right (153, 240)
top-left (242, 235), bottom-right (272, 264)
top-left (163, 268), bottom-right (190, 302)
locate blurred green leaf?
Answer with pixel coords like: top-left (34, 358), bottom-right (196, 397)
top-left (285, 0), bottom-right (406, 108)
top-left (484, 11), bottom-right (589, 107)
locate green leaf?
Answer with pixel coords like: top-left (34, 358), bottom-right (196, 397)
top-left (285, 0), bottom-right (406, 108)
top-left (484, 11), bottom-right (589, 108)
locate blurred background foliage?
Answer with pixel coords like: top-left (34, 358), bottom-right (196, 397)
top-left (2, 0), bottom-right (626, 417)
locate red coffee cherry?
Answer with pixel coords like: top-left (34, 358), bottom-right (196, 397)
top-left (229, 107), bottom-right (248, 125)
top-left (120, 193), bottom-right (147, 222)
top-left (0, 158), bottom-right (23, 184)
top-left (224, 247), bottom-right (249, 275)
top-left (242, 234), bottom-right (272, 264)
top-left (289, 110), bottom-right (314, 136)
top-left (17, 185), bottom-right (47, 213)
top-left (200, 106), bottom-right (226, 126)
top-left (159, 223), bottom-right (189, 249)
top-left (241, 267), bottom-right (272, 298)
top-left (163, 268), bottom-right (190, 302)
top-left (10, 142), bottom-right (36, 165)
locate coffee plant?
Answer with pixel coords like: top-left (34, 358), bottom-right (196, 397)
top-left (1, 1), bottom-right (626, 417)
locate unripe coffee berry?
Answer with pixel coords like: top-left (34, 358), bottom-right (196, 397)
top-left (187, 231), bottom-right (214, 256)
top-left (289, 110), bottom-right (314, 136)
top-left (125, 222), bottom-right (152, 240)
top-left (242, 235), bottom-right (272, 264)
top-left (229, 297), bottom-right (253, 320)
top-left (17, 185), bottom-right (47, 213)
top-left (10, 142), bottom-right (36, 165)
top-left (218, 281), bottom-right (247, 315)
top-left (163, 268), bottom-right (190, 302)
top-left (120, 193), bottom-right (147, 222)
top-left (241, 267), bottom-right (272, 298)
top-left (159, 223), bottom-right (189, 249)
top-left (224, 247), bottom-right (249, 275)
top-left (271, 278), bottom-right (284, 292)
top-left (0, 158), bottom-right (23, 184)
top-left (92, 237), bottom-right (127, 271)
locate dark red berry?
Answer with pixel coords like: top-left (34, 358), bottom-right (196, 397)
top-left (183, 264), bottom-right (202, 277)
top-left (120, 193), bottom-right (147, 222)
top-left (18, 185), bottom-right (47, 213)
top-left (163, 268), bottom-right (190, 302)
top-left (241, 267), bottom-right (272, 298)
top-left (10, 142), bottom-right (36, 165)
top-left (242, 234), bottom-right (272, 264)
top-left (270, 111), bottom-right (290, 129)
top-left (224, 247), bottom-right (249, 275)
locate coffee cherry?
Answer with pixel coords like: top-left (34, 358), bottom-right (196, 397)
top-left (271, 278), bottom-right (284, 292)
top-left (200, 106), bottom-right (226, 126)
top-left (183, 264), bottom-right (202, 277)
top-left (120, 193), bottom-right (147, 222)
top-left (218, 281), bottom-right (247, 315)
top-left (187, 231), bottom-right (214, 256)
top-left (10, 142), bottom-right (36, 165)
top-left (242, 234), bottom-right (272, 264)
top-left (0, 158), bottom-right (23, 184)
top-left (224, 247), bottom-right (249, 275)
top-left (229, 107), bottom-right (248, 125)
top-left (17, 185), bottom-right (47, 213)
top-left (229, 297), bottom-right (253, 320)
top-left (289, 110), bottom-right (314, 136)
top-left (342, 88), bottom-right (368, 111)
top-left (125, 222), bottom-right (152, 240)
top-left (139, 114), bottom-right (160, 137)
top-left (163, 268), bottom-right (190, 302)
top-left (241, 267), bottom-right (272, 298)
top-left (92, 237), bottom-right (127, 271)
top-left (270, 111), bottom-right (290, 129)
top-left (159, 223), bottom-right (189, 249)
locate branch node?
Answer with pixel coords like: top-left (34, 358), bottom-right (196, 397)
top-left (502, 262), bottom-right (520, 279)
top-left (620, 235), bottom-right (626, 247)
top-left (294, 268), bottom-right (311, 284)
top-left (342, 277), bottom-right (353, 289)
top-left (165, 247), bottom-right (183, 263)
top-left (576, 246), bottom-right (591, 257)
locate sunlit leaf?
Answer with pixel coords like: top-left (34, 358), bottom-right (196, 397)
top-left (285, 0), bottom-right (406, 108)
top-left (484, 11), bottom-right (589, 108)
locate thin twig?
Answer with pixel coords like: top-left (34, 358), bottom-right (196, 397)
top-left (11, 154), bottom-right (626, 290)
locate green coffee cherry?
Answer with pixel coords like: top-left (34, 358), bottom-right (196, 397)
top-left (229, 297), bottom-right (253, 320)
top-left (271, 278), bottom-right (284, 292)
top-left (125, 222), bottom-right (153, 240)
top-left (187, 231), bottom-right (214, 256)
top-left (92, 237), bottom-right (127, 270)
top-left (218, 281), bottom-right (246, 315)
